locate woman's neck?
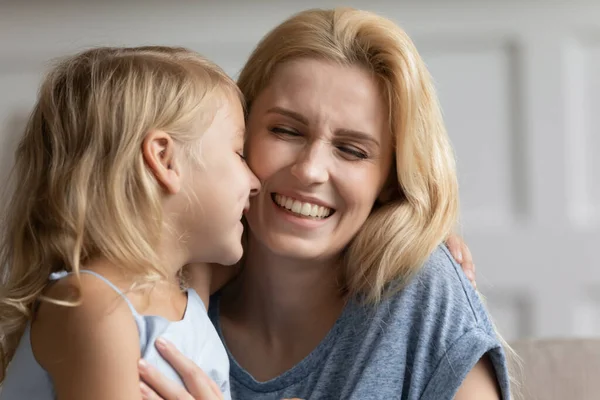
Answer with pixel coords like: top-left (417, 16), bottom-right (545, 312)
top-left (220, 235), bottom-right (346, 352)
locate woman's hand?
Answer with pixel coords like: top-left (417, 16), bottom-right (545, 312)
top-left (446, 234), bottom-right (476, 289)
top-left (138, 338), bottom-right (223, 400)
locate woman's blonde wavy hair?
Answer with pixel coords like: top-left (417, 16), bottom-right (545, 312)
top-left (238, 8), bottom-right (521, 396)
top-left (0, 45), bottom-right (241, 381)
top-left (238, 7), bottom-right (458, 303)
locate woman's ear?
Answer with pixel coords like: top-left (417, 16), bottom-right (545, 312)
top-left (142, 130), bottom-right (182, 194)
top-left (377, 164), bottom-right (401, 204)
top-left (378, 185), bottom-right (396, 204)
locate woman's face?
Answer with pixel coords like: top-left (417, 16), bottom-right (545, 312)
top-left (244, 58), bottom-right (394, 261)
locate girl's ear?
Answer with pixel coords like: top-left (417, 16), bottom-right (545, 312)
top-left (142, 130), bottom-right (182, 194)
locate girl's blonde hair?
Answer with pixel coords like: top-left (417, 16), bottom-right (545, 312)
top-left (238, 8), bottom-right (458, 303)
top-left (0, 46), bottom-right (241, 380)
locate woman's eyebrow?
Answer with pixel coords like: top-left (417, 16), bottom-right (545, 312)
top-left (266, 106), bottom-right (308, 125)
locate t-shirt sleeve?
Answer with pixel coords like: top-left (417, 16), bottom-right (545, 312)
top-left (409, 245), bottom-right (511, 400)
top-left (420, 326), bottom-right (509, 399)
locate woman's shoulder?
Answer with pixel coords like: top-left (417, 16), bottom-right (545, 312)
top-left (351, 243), bottom-right (503, 363)
top-left (393, 244), bottom-right (492, 329)
top-left (413, 243), bottom-right (474, 291)
top-left (341, 245), bottom-right (510, 398)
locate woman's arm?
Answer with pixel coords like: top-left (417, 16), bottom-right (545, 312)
top-left (33, 274), bottom-right (143, 400)
top-left (455, 355), bottom-right (502, 400)
top-left (446, 237), bottom-right (502, 398)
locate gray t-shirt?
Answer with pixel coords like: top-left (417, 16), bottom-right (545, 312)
top-left (209, 245), bottom-right (510, 400)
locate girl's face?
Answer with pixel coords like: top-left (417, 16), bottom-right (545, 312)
top-left (243, 59), bottom-right (393, 261)
top-left (181, 95), bottom-right (260, 266)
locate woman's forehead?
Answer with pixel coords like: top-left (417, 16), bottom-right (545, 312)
top-left (259, 59), bottom-right (387, 125)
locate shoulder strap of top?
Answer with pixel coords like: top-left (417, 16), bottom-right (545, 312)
top-left (62, 270), bottom-right (139, 316)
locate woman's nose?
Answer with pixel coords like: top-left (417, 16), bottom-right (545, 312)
top-left (290, 142), bottom-right (329, 186)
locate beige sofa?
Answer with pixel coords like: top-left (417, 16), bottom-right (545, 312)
top-left (510, 339), bottom-right (600, 400)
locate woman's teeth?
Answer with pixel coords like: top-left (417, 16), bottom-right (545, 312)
top-left (273, 194), bottom-right (332, 219)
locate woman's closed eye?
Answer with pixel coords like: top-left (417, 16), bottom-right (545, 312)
top-left (336, 144), bottom-right (369, 160)
top-left (269, 126), bottom-right (302, 138)
top-left (269, 126), bottom-right (369, 160)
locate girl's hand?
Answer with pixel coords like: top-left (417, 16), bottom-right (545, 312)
top-left (446, 234), bottom-right (476, 289)
top-left (138, 338), bottom-right (223, 400)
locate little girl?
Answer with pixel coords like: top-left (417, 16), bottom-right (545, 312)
top-left (0, 46), bottom-right (259, 400)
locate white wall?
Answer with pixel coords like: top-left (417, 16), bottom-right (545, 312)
top-left (2, 0), bottom-right (600, 341)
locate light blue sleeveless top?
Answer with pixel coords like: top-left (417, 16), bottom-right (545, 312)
top-left (0, 270), bottom-right (231, 399)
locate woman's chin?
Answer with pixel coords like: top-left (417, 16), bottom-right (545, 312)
top-left (261, 235), bottom-right (337, 261)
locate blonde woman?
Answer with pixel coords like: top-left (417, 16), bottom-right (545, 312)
top-left (139, 8), bottom-right (509, 400)
top-left (0, 46), bottom-right (260, 400)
